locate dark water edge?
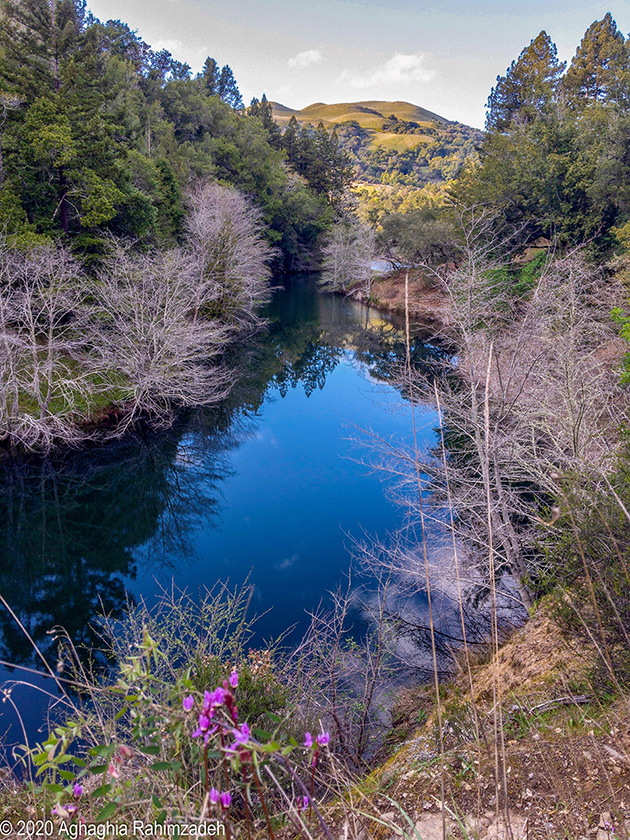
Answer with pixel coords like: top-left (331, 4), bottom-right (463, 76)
top-left (0, 275), bottom-right (445, 760)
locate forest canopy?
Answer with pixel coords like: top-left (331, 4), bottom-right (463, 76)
top-left (366, 14), bottom-right (630, 266)
top-left (455, 13), bottom-right (630, 254)
top-left (0, 0), bottom-right (352, 268)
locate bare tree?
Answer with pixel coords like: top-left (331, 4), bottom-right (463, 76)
top-left (319, 216), bottom-right (376, 298)
top-left (93, 243), bottom-right (233, 433)
top-left (0, 242), bottom-right (99, 452)
top-left (297, 576), bottom-right (397, 771)
top-left (0, 182), bottom-right (274, 452)
top-left (183, 182), bottom-right (274, 328)
top-left (402, 211), bottom-right (624, 610)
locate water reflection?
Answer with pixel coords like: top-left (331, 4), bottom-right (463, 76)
top-left (0, 275), bottom-right (442, 681)
top-left (0, 431), bottom-right (229, 665)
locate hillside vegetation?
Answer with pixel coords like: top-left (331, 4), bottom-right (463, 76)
top-left (0, 1), bottom-right (352, 268)
top-left (3, 4), bottom-right (630, 838)
top-left (271, 100), bottom-right (448, 128)
top-left (271, 99), bottom-right (481, 188)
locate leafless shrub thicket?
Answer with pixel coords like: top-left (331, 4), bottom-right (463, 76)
top-left (296, 578), bottom-right (397, 771)
top-left (0, 243), bottom-right (98, 451)
top-left (397, 207), bottom-right (624, 611)
top-left (0, 183), bottom-right (273, 453)
top-left (93, 242), bottom-right (234, 433)
top-left (184, 182), bottom-right (274, 327)
top-left (319, 216), bottom-right (375, 297)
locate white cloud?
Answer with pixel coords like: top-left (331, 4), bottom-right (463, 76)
top-left (288, 49), bottom-right (324, 69)
top-left (341, 53), bottom-right (435, 89)
top-left (151, 38), bottom-right (183, 54)
top-left (274, 84), bottom-right (293, 98)
top-left (275, 553), bottom-right (299, 570)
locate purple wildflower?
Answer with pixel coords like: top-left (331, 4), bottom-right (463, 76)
top-left (206, 687), bottom-right (226, 709)
top-left (192, 713), bottom-right (211, 736)
top-left (220, 791), bottom-right (232, 809)
top-left (209, 787), bottom-right (220, 805)
top-left (296, 795), bottom-right (309, 812)
top-left (232, 722), bottom-right (250, 745)
top-left (316, 732), bottom-right (330, 747)
top-left (183, 695), bottom-right (195, 712)
top-left (303, 732), bottom-right (313, 749)
top-left (192, 713), bottom-right (218, 744)
top-left (73, 782), bottom-right (83, 798)
top-left (229, 670), bottom-right (239, 689)
top-left (52, 803), bottom-right (78, 817)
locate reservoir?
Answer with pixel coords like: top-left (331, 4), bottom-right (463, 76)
top-left (0, 275), bottom-right (439, 756)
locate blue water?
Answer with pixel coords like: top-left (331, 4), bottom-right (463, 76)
top-left (0, 275), bottom-right (439, 758)
top-left (131, 353), bottom-right (417, 640)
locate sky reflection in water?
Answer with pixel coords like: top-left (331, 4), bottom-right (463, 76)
top-left (0, 276), bottom-right (440, 753)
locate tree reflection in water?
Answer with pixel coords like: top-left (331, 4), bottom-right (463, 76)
top-left (0, 275), bottom-right (444, 678)
top-left (0, 428), bottom-right (233, 667)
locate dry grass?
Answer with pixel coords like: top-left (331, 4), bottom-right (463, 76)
top-left (368, 133), bottom-right (429, 151)
top-left (350, 607), bottom-right (630, 839)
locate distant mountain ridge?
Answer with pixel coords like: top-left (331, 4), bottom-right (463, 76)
top-left (270, 100), bottom-right (450, 129)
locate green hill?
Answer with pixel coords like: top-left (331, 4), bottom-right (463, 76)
top-left (270, 99), bottom-right (448, 128)
top-left (270, 99), bottom-right (481, 189)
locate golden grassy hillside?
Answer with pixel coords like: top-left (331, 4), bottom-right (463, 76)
top-left (270, 99), bottom-right (448, 128)
top-left (270, 99), bottom-right (480, 188)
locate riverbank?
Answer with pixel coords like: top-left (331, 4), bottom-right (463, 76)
top-left (0, 184), bottom-right (272, 456)
top-left (337, 602), bottom-right (630, 839)
top-left (5, 599), bottom-right (625, 838)
top-left (335, 253), bottom-right (630, 837)
top-left (349, 268), bottom-right (453, 335)
top-left (2, 259), bottom-right (628, 836)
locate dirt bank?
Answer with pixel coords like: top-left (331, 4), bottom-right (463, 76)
top-left (340, 603), bottom-right (630, 839)
top-left (350, 268), bottom-right (453, 336)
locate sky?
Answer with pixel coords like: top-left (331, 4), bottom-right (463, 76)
top-left (86, 0), bottom-right (630, 128)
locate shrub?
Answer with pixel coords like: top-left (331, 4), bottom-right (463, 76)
top-left (22, 585), bottom-right (333, 834)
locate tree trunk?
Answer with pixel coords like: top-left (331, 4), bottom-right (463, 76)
top-left (59, 167), bottom-right (69, 234)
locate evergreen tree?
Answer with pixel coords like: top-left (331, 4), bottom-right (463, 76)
top-left (94, 19), bottom-right (152, 76)
top-left (249, 93), bottom-right (281, 147)
top-left (0, 3), bottom-right (340, 257)
top-left (0, 0), bottom-right (86, 99)
top-left (217, 65), bottom-right (243, 109)
top-left (201, 57), bottom-right (219, 95)
top-left (486, 31), bottom-right (565, 132)
top-left (563, 13), bottom-right (629, 106)
top-left (282, 115), bottom-right (300, 162)
top-left (0, 0), bottom-right (92, 232)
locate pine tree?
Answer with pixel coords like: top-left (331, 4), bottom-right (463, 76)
top-left (249, 93), bottom-right (281, 147)
top-left (217, 64), bottom-right (243, 110)
top-left (94, 19), bottom-right (152, 76)
top-left (563, 13), bottom-right (629, 106)
top-left (0, 0), bottom-right (86, 232)
top-left (0, 0), bottom-right (86, 99)
top-left (486, 31), bottom-right (565, 132)
top-left (282, 115), bottom-right (300, 163)
top-left (201, 57), bottom-right (219, 95)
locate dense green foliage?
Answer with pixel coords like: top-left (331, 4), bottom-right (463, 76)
top-left (0, 0), bottom-right (350, 267)
top-left (272, 100), bottom-right (480, 190)
top-left (454, 13), bottom-right (630, 253)
top-left (323, 118), bottom-right (479, 188)
top-left (372, 14), bottom-right (630, 267)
